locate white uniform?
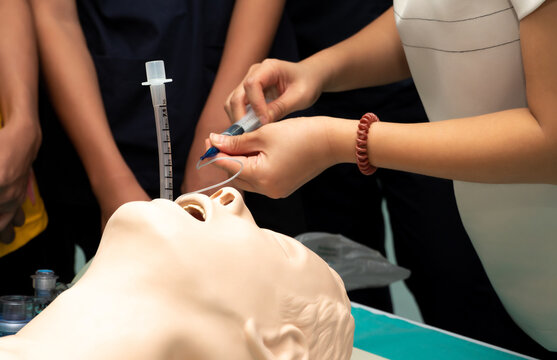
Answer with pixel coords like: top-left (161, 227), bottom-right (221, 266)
top-left (393, 0), bottom-right (556, 350)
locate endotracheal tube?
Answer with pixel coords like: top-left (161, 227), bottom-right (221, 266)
top-left (142, 60), bottom-right (173, 200)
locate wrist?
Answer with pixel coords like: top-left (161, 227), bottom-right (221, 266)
top-left (86, 152), bottom-right (131, 190)
top-left (1, 111), bottom-right (42, 156)
top-left (322, 117), bottom-right (359, 166)
top-left (300, 57), bottom-right (327, 95)
top-left (302, 46), bottom-right (345, 93)
top-left (355, 113), bottom-right (380, 175)
top-left (89, 165), bottom-right (140, 200)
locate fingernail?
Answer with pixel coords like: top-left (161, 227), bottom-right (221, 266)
top-left (210, 133), bottom-right (225, 145)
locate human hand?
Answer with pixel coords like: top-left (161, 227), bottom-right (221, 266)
top-left (0, 171), bottom-right (29, 241)
top-left (206, 117), bottom-right (339, 199)
top-left (225, 59), bottom-right (322, 124)
top-left (0, 114), bottom-right (41, 243)
top-left (0, 207), bottom-right (25, 244)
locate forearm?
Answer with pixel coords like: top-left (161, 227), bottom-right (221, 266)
top-left (0, 0), bottom-right (39, 127)
top-left (303, 7), bottom-right (410, 93)
top-left (330, 108), bottom-right (557, 184)
top-left (201, 0), bottom-right (286, 131)
top-left (0, 0), bottom-right (40, 191)
top-left (30, 0), bottom-right (130, 187)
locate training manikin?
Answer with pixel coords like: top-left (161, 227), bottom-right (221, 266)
top-left (0, 188), bottom-right (354, 360)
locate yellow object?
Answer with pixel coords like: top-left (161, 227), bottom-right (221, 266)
top-left (0, 115), bottom-right (48, 258)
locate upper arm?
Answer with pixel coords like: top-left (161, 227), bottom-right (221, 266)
top-left (201, 0), bottom-right (287, 124)
top-left (520, 0), bottom-right (557, 136)
top-left (30, 0), bottom-right (80, 29)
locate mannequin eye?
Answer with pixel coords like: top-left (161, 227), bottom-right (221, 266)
top-left (181, 202), bottom-right (206, 222)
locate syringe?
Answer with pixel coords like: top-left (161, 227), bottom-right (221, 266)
top-left (142, 60), bottom-right (173, 200)
top-left (200, 104), bottom-right (262, 160)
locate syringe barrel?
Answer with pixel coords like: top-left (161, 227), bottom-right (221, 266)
top-left (235, 105), bottom-right (262, 133)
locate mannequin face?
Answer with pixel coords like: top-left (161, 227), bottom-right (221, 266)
top-left (103, 187), bottom-right (352, 359)
top-left (15, 188), bottom-right (353, 360)
top-left (99, 187), bottom-right (347, 308)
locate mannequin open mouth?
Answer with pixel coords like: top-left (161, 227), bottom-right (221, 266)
top-left (181, 202), bottom-right (206, 222)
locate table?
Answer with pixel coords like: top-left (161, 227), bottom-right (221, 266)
top-left (352, 303), bottom-right (535, 360)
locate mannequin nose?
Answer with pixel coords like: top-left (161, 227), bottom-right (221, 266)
top-left (208, 187), bottom-right (256, 224)
top-left (210, 187), bottom-right (245, 214)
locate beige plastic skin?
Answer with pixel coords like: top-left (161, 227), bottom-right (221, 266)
top-left (0, 187), bottom-right (354, 360)
top-left (350, 348), bottom-right (388, 360)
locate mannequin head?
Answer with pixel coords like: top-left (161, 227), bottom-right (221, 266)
top-left (6, 188), bottom-right (354, 360)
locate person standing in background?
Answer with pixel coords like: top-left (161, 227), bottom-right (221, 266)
top-left (30, 0), bottom-right (298, 273)
top-left (0, 0), bottom-right (53, 294)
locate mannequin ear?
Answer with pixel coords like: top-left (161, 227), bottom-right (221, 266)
top-left (244, 319), bottom-right (309, 360)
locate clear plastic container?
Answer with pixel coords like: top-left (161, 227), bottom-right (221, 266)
top-left (0, 295), bottom-right (34, 336)
top-left (31, 269), bottom-right (59, 314)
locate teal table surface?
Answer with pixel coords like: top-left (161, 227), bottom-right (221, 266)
top-left (352, 304), bottom-right (534, 360)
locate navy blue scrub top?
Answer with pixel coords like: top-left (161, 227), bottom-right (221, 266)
top-left (77, 0), bottom-right (206, 197)
top-left (76, 1), bottom-right (297, 198)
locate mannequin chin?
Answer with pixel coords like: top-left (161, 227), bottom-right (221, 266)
top-left (0, 187), bottom-right (354, 360)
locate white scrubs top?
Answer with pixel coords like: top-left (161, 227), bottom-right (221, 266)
top-left (393, 0), bottom-right (556, 350)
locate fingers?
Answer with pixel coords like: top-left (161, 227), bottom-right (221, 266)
top-left (209, 154), bottom-right (244, 174)
top-left (226, 85), bottom-right (249, 122)
top-left (0, 207), bottom-right (26, 244)
top-left (0, 174), bottom-right (29, 218)
top-left (0, 207), bottom-right (25, 230)
top-left (12, 207), bottom-right (25, 227)
top-left (266, 94), bottom-right (294, 123)
top-left (207, 154), bottom-right (257, 194)
top-left (243, 66), bottom-right (272, 123)
top-left (0, 226), bottom-right (15, 244)
top-left (209, 131), bottom-right (261, 156)
top-left (0, 212), bottom-right (12, 230)
top-left (199, 134), bottom-right (260, 194)
top-left (225, 59), bottom-right (298, 124)
top-left (225, 62), bottom-right (266, 122)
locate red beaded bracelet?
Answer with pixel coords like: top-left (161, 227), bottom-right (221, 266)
top-left (356, 112), bottom-right (380, 175)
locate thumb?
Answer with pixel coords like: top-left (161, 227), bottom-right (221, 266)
top-left (264, 90), bottom-right (303, 123)
top-left (209, 132), bottom-right (259, 156)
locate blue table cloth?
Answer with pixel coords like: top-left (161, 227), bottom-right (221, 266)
top-left (352, 304), bottom-right (534, 360)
